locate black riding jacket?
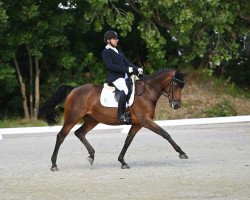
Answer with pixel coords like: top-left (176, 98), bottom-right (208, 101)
top-left (102, 48), bottom-right (138, 84)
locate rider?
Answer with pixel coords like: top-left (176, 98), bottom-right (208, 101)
top-left (102, 30), bottom-right (143, 123)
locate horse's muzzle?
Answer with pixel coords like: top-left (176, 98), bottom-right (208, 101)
top-left (169, 100), bottom-right (181, 109)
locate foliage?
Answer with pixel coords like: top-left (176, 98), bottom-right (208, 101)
top-left (0, 62), bottom-right (19, 119)
top-left (204, 99), bottom-right (237, 117)
top-left (0, 119), bottom-right (48, 128)
top-left (0, 0), bottom-right (249, 119)
top-left (0, 1), bottom-right (7, 28)
top-left (212, 76), bottom-right (250, 98)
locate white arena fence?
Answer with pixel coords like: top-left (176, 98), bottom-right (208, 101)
top-left (0, 115), bottom-right (250, 140)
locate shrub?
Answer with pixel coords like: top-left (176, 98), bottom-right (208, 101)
top-left (205, 99), bottom-right (237, 117)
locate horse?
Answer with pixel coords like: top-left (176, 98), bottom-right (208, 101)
top-left (38, 68), bottom-right (188, 171)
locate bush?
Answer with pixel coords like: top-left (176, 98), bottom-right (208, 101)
top-left (204, 99), bottom-right (237, 117)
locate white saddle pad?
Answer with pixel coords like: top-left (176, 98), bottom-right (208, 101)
top-left (100, 75), bottom-right (138, 107)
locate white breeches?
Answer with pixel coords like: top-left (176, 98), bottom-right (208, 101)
top-left (112, 78), bottom-right (128, 95)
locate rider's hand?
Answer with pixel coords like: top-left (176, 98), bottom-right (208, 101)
top-left (128, 67), bottom-right (133, 73)
top-left (137, 68), bottom-right (144, 79)
top-left (138, 68), bottom-right (143, 75)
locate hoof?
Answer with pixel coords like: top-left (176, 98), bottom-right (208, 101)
top-left (87, 156), bottom-right (94, 165)
top-left (121, 164), bottom-right (130, 169)
top-left (51, 166), bottom-right (59, 172)
top-left (179, 154), bottom-right (188, 159)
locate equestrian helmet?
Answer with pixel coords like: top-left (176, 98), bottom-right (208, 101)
top-left (104, 30), bottom-right (118, 43)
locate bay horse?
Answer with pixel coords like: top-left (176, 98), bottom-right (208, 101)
top-left (39, 69), bottom-right (188, 171)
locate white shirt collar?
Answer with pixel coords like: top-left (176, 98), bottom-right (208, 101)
top-left (105, 45), bottom-right (119, 54)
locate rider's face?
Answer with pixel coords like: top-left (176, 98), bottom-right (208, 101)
top-left (108, 38), bottom-right (119, 47)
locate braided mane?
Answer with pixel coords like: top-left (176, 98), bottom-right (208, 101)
top-left (145, 68), bottom-right (172, 80)
top-left (142, 68), bottom-right (185, 88)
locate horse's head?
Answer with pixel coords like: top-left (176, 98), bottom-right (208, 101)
top-left (166, 71), bottom-right (185, 110)
top-left (142, 69), bottom-right (186, 110)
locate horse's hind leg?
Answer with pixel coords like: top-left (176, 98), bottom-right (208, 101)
top-left (75, 115), bottom-right (99, 166)
top-left (51, 122), bottom-right (75, 171)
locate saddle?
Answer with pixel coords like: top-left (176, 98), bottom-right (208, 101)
top-left (100, 75), bottom-right (138, 107)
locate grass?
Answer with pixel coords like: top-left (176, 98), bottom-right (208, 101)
top-left (213, 77), bottom-right (250, 98)
top-left (190, 67), bottom-right (250, 98)
top-left (0, 119), bottom-right (48, 128)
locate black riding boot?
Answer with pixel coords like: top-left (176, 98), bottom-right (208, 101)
top-left (118, 90), bottom-right (130, 123)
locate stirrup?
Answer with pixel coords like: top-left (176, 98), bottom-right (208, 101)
top-left (124, 112), bottom-right (131, 121)
top-left (118, 114), bottom-right (131, 124)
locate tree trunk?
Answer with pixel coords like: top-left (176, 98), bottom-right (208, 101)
top-left (13, 56), bottom-right (30, 119)
top-left (33, 57), bottom-right (40, 120)
top-left (28, 50), bottom-right (34, 118)
top-left (238, 10), bottom-right (250, 25)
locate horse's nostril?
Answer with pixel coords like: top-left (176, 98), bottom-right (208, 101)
top-left (175, 104), bottom-right (180, 109)
top-left (173, 102), bottom-right (181, 109)
top-left (169, 101), bottom-right (181, 109)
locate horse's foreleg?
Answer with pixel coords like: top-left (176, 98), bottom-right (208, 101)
top-left (143, 120), bottom-right (188, 159)
top-left (51, 123), bottom-right (75, 171)
top-left (118, 124), bottom-right (142, 169)
top-left (75, 115), bottom-right (99, 166)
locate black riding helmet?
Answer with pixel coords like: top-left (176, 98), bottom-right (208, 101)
top-left (104, 30), bottom-right (118, 43)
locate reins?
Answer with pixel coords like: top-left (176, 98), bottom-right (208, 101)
top-left (135, 74), bottom-right (185, 102)
top-left (135, 75), bottom-right (172, 98)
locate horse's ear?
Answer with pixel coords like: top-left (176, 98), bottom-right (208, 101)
top-left (176, 70), bottom-right (188, 80)
top-left (175, 71), bottom-right (184, 78)
top-left (173, 71), bottom-right (185, 89)
top-left (176, 70), bottom-right (187, 76)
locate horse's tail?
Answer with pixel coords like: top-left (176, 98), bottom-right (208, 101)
top-left (38, 84), bottom-right (75, 126)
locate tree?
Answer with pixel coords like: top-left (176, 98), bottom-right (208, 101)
top-left (84, 0), bottom-right (249, 71)
top-left (1, 0), bottom-right (249, 120)
top-left (0, 0), bottom-right (77, 119)
top-left (0, 1), bottom-right (19, 118)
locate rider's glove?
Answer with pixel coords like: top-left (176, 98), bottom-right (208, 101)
top-left (128, 67), bottom-right (133, 73)
top-left (138, 68), bottom-right (143, 75)
top-left (137, 68), bottom-right (144, 79)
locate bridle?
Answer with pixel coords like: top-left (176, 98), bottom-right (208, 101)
top-left (136, 74), bottom-right (185, 103)
top-left (165, 76), bottom-right (185, 103)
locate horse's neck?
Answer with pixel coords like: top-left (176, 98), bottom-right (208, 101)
top-left (147, 72), bottom-right (169, 91)
top-left (144, 71), bottom-right (174, 101)
top-left (135, 73), bottom-right (166, 102)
